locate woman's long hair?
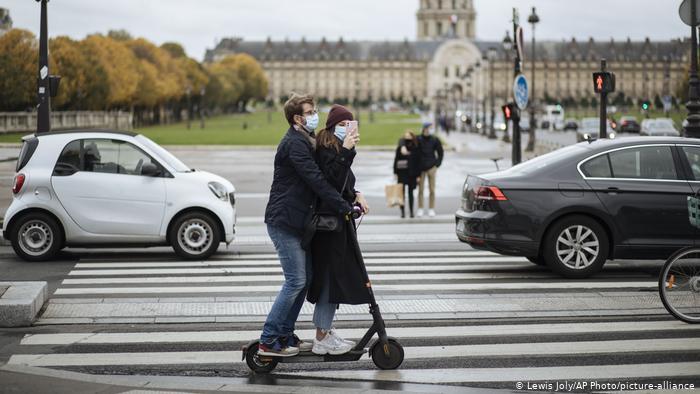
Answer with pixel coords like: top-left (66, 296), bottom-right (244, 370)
top-left (316, 127), bottom-right (342, 152)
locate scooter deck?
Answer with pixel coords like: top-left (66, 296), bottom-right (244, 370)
top-left (261, 349), bottom-right (368, 364)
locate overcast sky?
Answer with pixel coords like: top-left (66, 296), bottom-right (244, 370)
top-left (4, 0), bottom-right (689, 60)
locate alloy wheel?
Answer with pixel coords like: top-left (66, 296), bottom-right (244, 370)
top-left (555, 225), bottom-right (599, 270)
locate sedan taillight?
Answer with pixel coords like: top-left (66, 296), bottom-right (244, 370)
top-left (12, 173), bottom-right (25, 194)
top-left (476, 186), bottom-right (507, 201)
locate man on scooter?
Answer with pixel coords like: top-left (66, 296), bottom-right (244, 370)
top-left (260, 93), bottom-right (354, 357)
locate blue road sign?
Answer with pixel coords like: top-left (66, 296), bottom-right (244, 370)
top-left (513, 74), bottom-right (529, 110)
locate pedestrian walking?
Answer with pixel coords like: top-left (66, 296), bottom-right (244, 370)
top-left (307, 104), bottom-right (370, 355)
top-left (260, 94), bottom-right (353, 357)
top-left (393, 131), bottom-right (422, 218)
top-left (416, 122), bottom-right (444, 218)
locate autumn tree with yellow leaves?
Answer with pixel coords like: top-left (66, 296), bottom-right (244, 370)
top-left (0, 29), bottom-right (268, 123)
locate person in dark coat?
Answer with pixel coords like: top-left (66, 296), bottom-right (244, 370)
top-left (260, 94), bottom-right (354, 358)
top-left (393, 130), bottom-right (422, 218)
top-left (416, 121), bottom-right (444, 218)
top-left (307, 104), bottom-right (371, 355)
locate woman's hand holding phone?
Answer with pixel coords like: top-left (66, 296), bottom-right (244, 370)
top-left (342, 123), bottom-right (360, 150)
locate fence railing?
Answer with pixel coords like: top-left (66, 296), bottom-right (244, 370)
top-left (0, 111), bottom-right (133, 134)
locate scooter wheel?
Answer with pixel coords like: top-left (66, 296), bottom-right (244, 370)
top-left (371, 338), bottom-right (404, 370)
top-left (245, 341), bottom-right (278, 373)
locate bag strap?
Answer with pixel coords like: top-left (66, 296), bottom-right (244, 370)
top-left (313, 169), bottom-right (351, 213)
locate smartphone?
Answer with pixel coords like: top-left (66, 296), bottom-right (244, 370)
top-left (347, 120), bottom-right (359, 136)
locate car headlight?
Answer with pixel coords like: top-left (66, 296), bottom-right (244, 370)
top-left (208, 182), bottom-right (228, 201)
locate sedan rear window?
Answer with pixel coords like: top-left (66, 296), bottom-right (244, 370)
top-left (609, 146), bottom-right (677, 180)
top-left (581, 155), bottom-right (611, 178)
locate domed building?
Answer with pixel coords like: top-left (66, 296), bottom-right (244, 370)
top-left (205, 0), bottom-right (687, 111)
top-left (0, 8), bottom-right (12, 36)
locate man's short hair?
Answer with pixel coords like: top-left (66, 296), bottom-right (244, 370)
top-left (284, 93), bottom-right (315, 126)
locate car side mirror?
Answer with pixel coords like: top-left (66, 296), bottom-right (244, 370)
top-left (141, 162), bottom-right (161, 177)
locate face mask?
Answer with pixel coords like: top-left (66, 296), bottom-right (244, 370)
top-left (334, 125), bottom-right (347, 141)
top-left (305, 113), bottom-right (319, 131)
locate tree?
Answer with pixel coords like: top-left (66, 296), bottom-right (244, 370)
top-left (0, 29), bottom-right (38, 111)
top-left (82, 34), bottom-right (141, 108)
top-left (654, 94), bottom-right (663, 111)
top-left (210, 54), bottom-right (268, 110)
top-left (49, 36), bottom-right (109, 110)
top-left (206, 60), bottom-right (244, 112)
top-left (161, 42), bottom-right (187, 59)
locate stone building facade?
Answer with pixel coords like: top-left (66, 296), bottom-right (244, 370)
top-left (204, 1), bottom-right (688, 110)
top-left (0, 8), bottom-right (12, 36)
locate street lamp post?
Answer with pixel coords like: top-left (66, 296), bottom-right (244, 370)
top-left (488, 47), bottom-right (498, 139)
top-left (502, 31), bottom-right (513, 142)
top-left (526, 7), bottom-right (540, 152)
top-left (481, 55), bottom-right (488, 135)
top-left (355, 82), bottom-right (361, 125)
top-left (36, 0), bottom-right (51, 133)
top-left (199, 87), bottom-right (206, 129)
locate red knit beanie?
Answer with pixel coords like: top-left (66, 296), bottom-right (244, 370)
top-left (325, 105), bottom-right (354, 129)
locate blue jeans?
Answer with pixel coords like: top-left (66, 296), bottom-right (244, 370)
top-left (312, 265), bottom-right (338, 331)
top-left (261, 224), bottom-right (312, 343)
top-left (261, 224), bottom-right (340, 343)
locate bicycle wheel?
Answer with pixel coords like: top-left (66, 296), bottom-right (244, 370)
top-left (659, 247), bottom-right (700, 324)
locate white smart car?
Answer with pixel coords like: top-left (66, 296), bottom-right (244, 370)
top-left (3, 130), bottom-right (236, 261)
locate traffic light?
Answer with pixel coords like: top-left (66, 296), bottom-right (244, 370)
top-left (502, 103), bottom-right (517, 121)
top-left (642, 100), bottom-right (650, 111)
top-left (592, 72), bottom-right (616, 94)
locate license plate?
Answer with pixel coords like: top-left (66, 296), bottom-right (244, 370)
top-left (456, 220), bottom-right (465, 233)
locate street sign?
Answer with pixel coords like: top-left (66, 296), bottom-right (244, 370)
top-left (513, 74), bottom-right (529, 110)
top-left (680, 0), bottom-right (700, 26)
top-left (515, 26), bottom-right (524, 62)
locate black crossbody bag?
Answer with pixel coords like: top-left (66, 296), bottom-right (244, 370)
top-left (301, 171), bottom-right (350, 249)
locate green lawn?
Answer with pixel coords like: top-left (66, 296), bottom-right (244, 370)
top-left (0, 111), bottom-right (422, 146)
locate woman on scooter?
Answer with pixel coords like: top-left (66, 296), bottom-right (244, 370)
top-left (307, 104), bottom-right (371, 355)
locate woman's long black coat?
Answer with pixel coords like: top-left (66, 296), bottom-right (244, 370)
top-left (307, 145), bottom-right (372, 306)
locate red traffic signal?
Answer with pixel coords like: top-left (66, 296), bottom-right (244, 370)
top-left (593, 72), bottom-right (616, 94)
top-left (502, 103), bottom-right (515, 121)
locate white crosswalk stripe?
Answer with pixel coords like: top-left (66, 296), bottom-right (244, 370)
top-left (11, 249), bottom-right (697, 387)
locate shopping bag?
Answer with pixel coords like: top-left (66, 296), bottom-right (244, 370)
top-left (385, 184), bottom-right (404, 207)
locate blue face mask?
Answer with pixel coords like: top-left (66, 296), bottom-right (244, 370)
top-left (334, 125), bottom-right (347, 141)
top-left (305, 113), bottom-right (319, 131)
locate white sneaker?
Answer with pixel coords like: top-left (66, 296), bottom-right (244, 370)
top-left (312, 333), bottom-right (353, 355)
top-left (329, 328), bottom-right (356, 348)
top-left (428, 209), bottom-right (436, 217)
top-left (416, 209), bottom-right (424, 217)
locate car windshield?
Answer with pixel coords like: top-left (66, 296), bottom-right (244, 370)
top-left (135, 135), bottom-right (192, 172)
top-left (653, 119), bottom-right (675, 128)
top-left (581, 119), bottom-right (598, 128)
top-left (504, 145), bottom-right (587, 175)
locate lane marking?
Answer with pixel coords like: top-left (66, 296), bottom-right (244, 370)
top-left (285, 362), bottom-right (700, 384)
top-left (61, 272), bottom-right (566, 285)
top-left (52, 281), bottom-right (657, 295)
top-left (8, 339), bottom-right (699, 367)
top-left (73, 256), bottom-right (528, 269)
top-left (21, 321), bottom-right (697, 345)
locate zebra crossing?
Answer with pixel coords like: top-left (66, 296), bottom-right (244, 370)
top-left (6, 248), bottom-right (700, 388)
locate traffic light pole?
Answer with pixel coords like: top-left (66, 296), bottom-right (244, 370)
top-left (685, 0), bottom-right (700, 138)
top-left (599, 59), bottom-right (608, 139)
top-left (36, 0), bottom-right (50, 133)
top-left (511, 10), bottom-right (522, 165)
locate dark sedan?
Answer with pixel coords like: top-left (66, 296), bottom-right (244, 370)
top-left (455, 137), bottom-right (700, 278)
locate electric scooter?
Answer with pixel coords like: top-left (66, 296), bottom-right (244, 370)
top-left (242, 208), bottom-right (404, 373)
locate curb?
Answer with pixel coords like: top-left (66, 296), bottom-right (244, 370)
top-left (0, 281), bottom-right (48, 327)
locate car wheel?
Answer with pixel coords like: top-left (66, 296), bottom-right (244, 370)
top-left (10, 212), bottom-right (63, 262)
top-left (542, 215), bottom-right (609, 279)
top-left (169, 211), bottom-right (221, 260)
top-left (526, 256), bottom-right (547, 266)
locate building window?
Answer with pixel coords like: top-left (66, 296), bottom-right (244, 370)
top-left (424, 21), bottom-right (429, 36)
top-left (438, 0), bottom-right (442, 9)
top-left (452, 0), bottom-right (456, 9)
top-left (437, 21), bottom-right (443, 36)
